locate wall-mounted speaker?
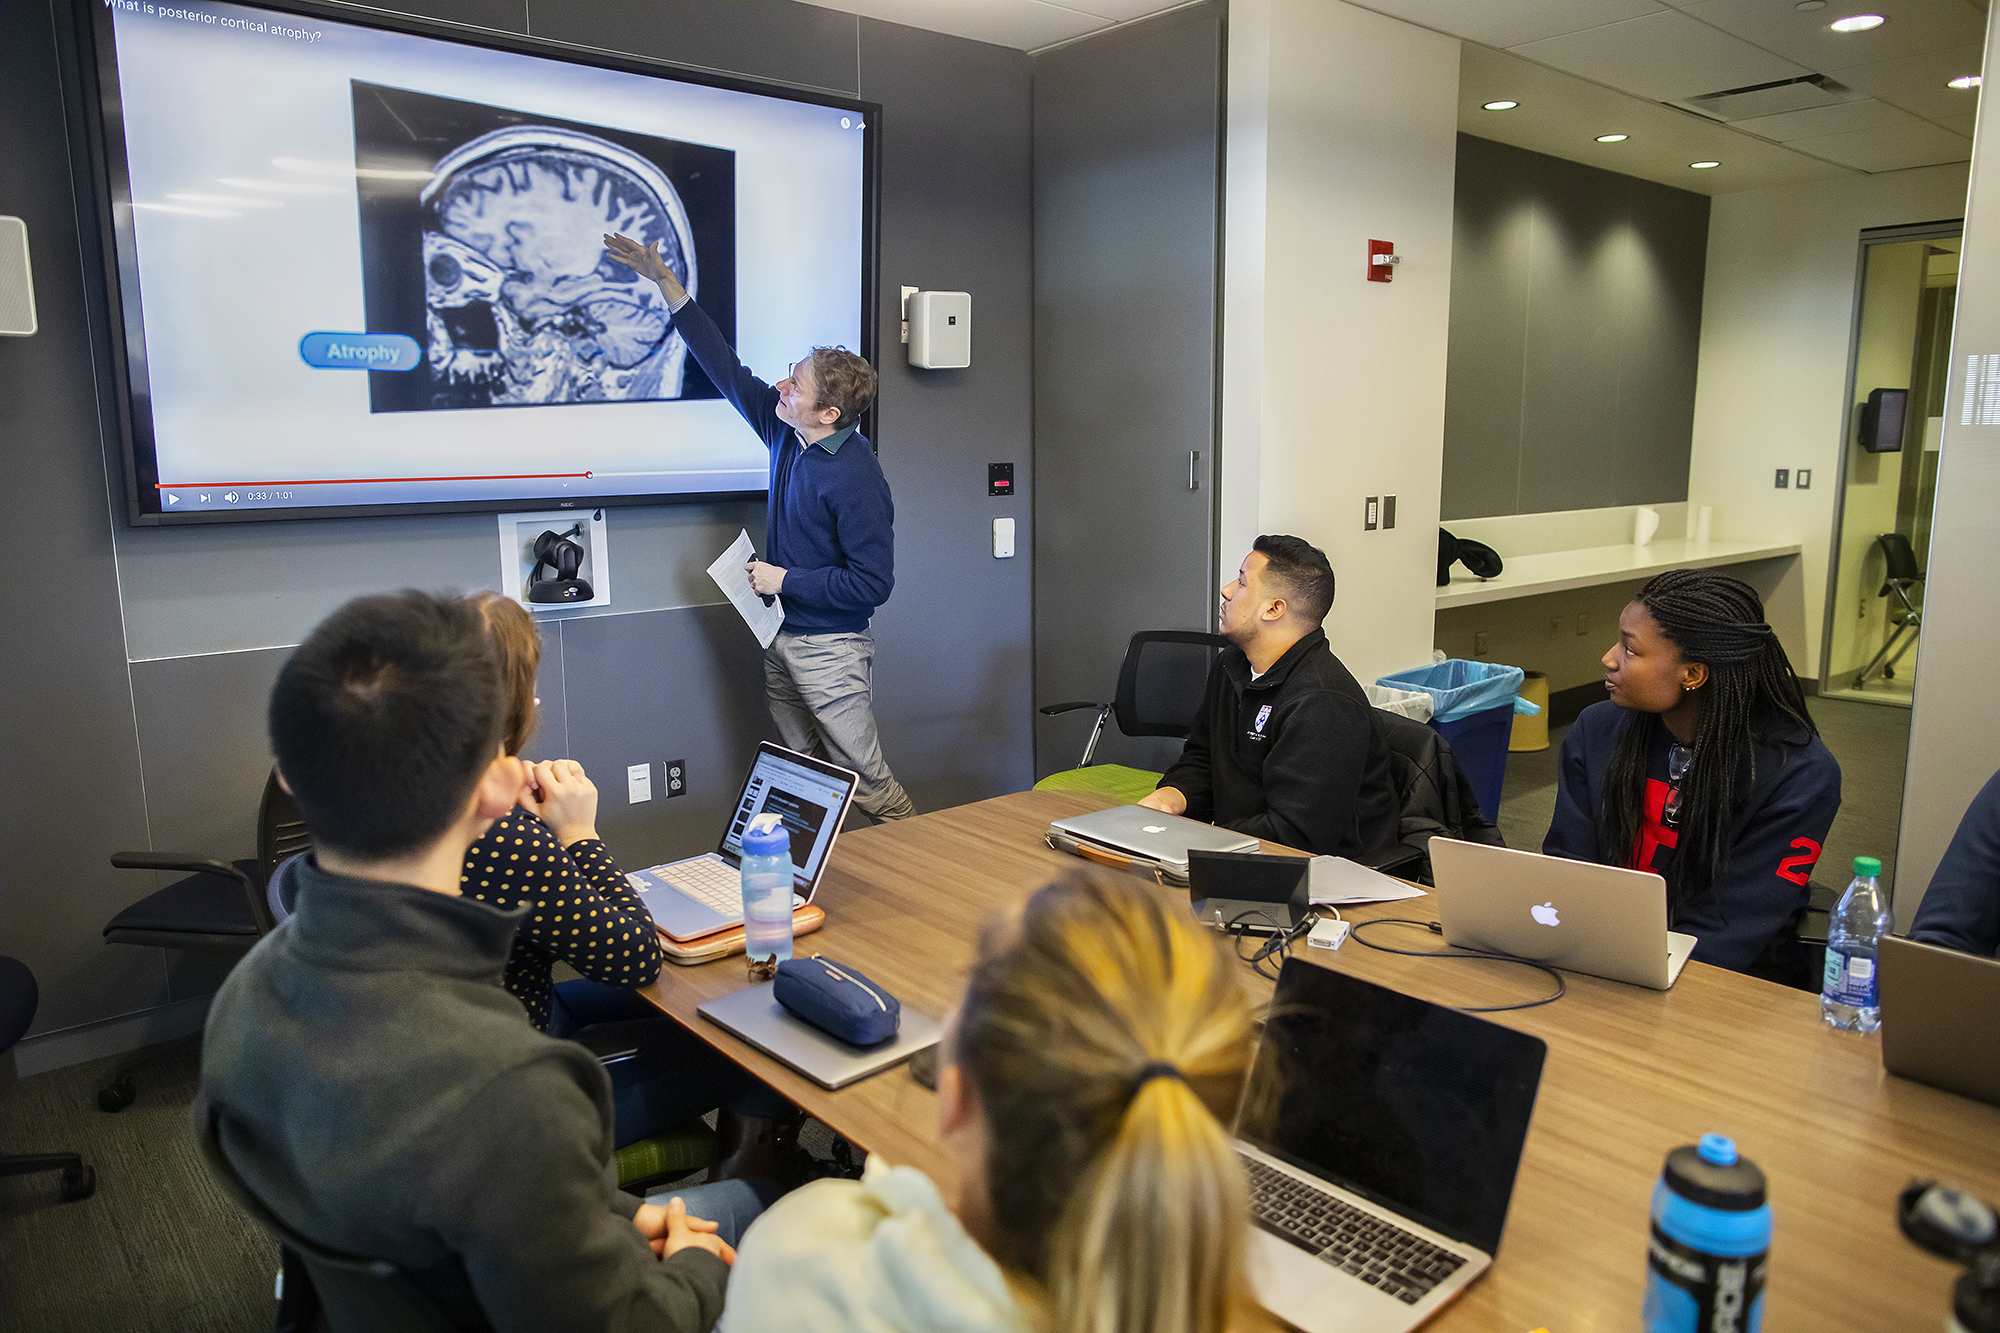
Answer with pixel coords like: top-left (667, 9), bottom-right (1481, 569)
top-left (0, 218), bottom-right (36, 338)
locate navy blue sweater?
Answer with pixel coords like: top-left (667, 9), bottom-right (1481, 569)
top-left (1910, 768), bottom-right (2000, 958)
top-left (1544, 701), bottom-right (1842, 972)
top-left (671, 299), bottom-right (894, 634)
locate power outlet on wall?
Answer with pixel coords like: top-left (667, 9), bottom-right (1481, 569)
top-left (665, 759), bottom-right (687, 799)
top-left (1548, 615), bottom-right (1564, 640)
top-left (1576, 612), bottom-right (1591, 638)
top-left (1473, 630), bottom-right (1490, 657)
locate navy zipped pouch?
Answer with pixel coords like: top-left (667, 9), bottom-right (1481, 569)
top-left (773, 955), bottom-right (901, 1047)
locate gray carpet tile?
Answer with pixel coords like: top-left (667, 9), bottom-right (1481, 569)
top-left (1, 1043), bottom-right (277, 1332)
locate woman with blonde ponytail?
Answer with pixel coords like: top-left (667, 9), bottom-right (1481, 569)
top-left (719, 868), bottom-right (1270, 1333)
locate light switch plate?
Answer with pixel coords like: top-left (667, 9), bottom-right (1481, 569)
top-left (627, 763), bottom-right (652, 804)
top-left (1795, 469), bottom-right (1811, 489)
top-left (993, 516), bottom-right (1016, 558)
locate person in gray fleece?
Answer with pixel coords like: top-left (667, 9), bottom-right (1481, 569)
top-left (200, 590), bottom-right (754, 1331)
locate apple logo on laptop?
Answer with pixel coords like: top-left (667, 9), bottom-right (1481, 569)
top-left (1531, 901), bottom-right (1561, 927)
top-left (1142, 825), bottom-right (1167, 834)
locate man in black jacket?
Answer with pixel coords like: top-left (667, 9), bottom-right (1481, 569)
top-left (1140, 535), bottom-right (1398, 858)
top-left (201, 592), bottom-right (751, 1332)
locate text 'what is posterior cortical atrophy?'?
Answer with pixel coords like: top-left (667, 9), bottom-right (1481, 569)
top-left (104, 1), bottom-right (323, 43)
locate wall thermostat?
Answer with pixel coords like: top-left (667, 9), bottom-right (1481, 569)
top-left (907, 290), bottom-right (970, 369)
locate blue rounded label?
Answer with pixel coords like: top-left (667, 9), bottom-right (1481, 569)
top-left (298, 331), bottom-right (421, 371)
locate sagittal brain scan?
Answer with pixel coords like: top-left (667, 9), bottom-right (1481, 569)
top-left (354, 84), bottom-right (737, 414)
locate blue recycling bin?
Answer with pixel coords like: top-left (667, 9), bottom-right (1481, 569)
top-left (1376, 661), bottom-right (1540, 822)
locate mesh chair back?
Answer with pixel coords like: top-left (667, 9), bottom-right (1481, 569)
top-left (1876, 532), bottom-right (1922, 586)
top-left (1113, 631), bottom-right (1230, 739)
top-left (258, 770), bottom-right (312, 892)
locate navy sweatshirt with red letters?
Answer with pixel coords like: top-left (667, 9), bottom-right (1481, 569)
top-left (1544, 700), bottom-right (1842, 973)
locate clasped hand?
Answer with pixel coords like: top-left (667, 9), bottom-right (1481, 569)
top-left (518, 758), bottom-right (601, 847)
top-left (633, 1196), bottom-right (735, 1266)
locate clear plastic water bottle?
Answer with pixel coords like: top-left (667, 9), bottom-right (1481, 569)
top-left (1822, 855), bottom-right (1892, 1033)
top-left (740, 812), bottom-right (795, 982)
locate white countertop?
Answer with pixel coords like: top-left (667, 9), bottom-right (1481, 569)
top-left (1436, 538), bottom-right (1803, 609)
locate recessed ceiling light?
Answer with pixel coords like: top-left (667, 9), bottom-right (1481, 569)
top-left (1482, 100), bottom-right (1519, 111)
top-left (1795, 0), bottom-right (1826, 9)
top-left (1829, 14), bottom-right (1886, 32)
top-left (1690, 161), bottom-right (1721, 170)
top-left (1595, 134), bottom-right (1629, 143)
top-left (1949, 75), bottom-right (1983, 90)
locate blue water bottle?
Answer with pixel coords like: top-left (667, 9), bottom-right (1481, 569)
top-left (739, 813), bottom-right (795, 982)
top-left (1644, 1134), bottom-right (1771, 1333)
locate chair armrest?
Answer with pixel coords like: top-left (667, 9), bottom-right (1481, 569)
top-left (1358, 843), bottom-right (1426, 878)
top-left (1039, 701), bottom-right (1108, 716)
top-left (109, 853), bottom-right (252, 887)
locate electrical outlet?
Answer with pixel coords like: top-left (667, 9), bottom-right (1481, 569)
top-left (1576, 612), bottom-right (1591, 638)
top-left (1364, 497), bottom-right (1380, 531)
top-left (1548, 615), bottom-right (1564, 640)
top-left (1795, 469), bottom-right (1811, 489)
top-left (1774, 468), bottom-right (1789, 489)
top-left (1382, 494), bottom-right (1397, 530)
top-left (627, 763), bottom-right (652, 804)
top-left (664, 758), bottom-right (686, 799)
top-left (1473, 630), bottom-right (1490, 657)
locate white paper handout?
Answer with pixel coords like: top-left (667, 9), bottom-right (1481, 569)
top-left (1308, 855), bottom-right (1429, 906)
top-left (708, 529), bottom-right (786, 649)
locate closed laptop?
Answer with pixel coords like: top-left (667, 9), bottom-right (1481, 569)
top-left (1879, 934), bottom-right (2000, 1107)
top-left (1049, 805), bottom-right (1259, 875)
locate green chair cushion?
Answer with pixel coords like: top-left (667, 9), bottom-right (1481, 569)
top-left (1032, 764), bottom-right (1165, 806)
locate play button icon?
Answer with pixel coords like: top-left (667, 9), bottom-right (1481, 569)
top-left (166, 493), bottom-right (179, 505)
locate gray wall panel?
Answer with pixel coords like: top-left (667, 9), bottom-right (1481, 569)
top-left (534, 0), bottom-right (860, 95)
top-left (1443, 135), bottom-right (1710, 520)
top-left (129, 648), bottom-right (288, 860)
top-left (1031, 4), bottom-right (1223, 779)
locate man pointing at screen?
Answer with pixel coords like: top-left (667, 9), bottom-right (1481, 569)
top-left (604, 232), bottom-right (915, 822)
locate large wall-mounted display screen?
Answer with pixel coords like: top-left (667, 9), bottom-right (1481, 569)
top-left (77, 0), bottom-right (876, 525)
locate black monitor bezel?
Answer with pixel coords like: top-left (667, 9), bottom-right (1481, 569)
top-left (65, 0), bottom-right (882, 528)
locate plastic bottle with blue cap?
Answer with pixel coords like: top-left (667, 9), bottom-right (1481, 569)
top-left (1644, 1133), bottom-right (1771, 1333)
top-left (740, 812), bottom-right (795, 982)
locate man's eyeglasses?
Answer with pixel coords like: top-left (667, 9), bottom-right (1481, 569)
top-left (1663, 743), bottom-right (1694, 829)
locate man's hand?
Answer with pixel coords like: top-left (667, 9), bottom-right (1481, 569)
top-left (1138, 786), bottom-right (1188, 816)
top-left (634, 1197), bottom-right (736, 1266)
top-left (520, 759), bottom-right (600, 846)
top-left (602, 233), bottom-right (688, 306)
top-left (745, 561), bottom-right (787, 597)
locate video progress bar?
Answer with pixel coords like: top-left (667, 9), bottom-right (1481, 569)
top-left (157, 471), bottom-right (594, 488)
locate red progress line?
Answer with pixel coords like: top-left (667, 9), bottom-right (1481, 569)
top-left (157, 471), bottom-right (593, 488)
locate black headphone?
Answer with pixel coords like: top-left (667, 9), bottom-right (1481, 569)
top-left (526, 525), bottom-right (594, 603)
top-left (1437, 528), bottom-right (1504, 588)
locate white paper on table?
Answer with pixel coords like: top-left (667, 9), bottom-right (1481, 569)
top-left (707, 529), bottom-right (786, 649)
top-left (1308, 855), bottom-right (1429, 906)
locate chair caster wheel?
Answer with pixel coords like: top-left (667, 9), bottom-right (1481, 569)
top-left (97, 1077), bottom-right (136, 1113)
top-left (60, 1164), bottom-right (96, 1202)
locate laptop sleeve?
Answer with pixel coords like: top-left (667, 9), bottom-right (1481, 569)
top-left (774, 955), bottom-right (901, 1046)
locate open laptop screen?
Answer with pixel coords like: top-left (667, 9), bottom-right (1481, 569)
top-left (1239, 960), bottom-right (1546, 1255)
top-left (716, 746), bottom-right (856, 892)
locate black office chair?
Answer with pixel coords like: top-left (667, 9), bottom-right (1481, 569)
top-left (1856, 532), bottom-right (1923, 688)
top-left (1, 956), bottom-right (96, 1201)
top-left (1035, 630), bottom-right (1230, 804)
top-left (1370, 709), bottom-right (1505, 883)
top-left (98, 770), bottom-right (310, 1111)
top-left (193, 1092), bottom-right (487, 1333)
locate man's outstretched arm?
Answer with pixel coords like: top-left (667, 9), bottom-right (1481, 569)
top-left (603, 233), bottom-right (783, 449)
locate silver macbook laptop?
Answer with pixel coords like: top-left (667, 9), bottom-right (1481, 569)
top-left (1238, 958), bottom-right (1547, 1332)
top-left (1880, 935), bottom-right (2000, 1107)
top-left (697, 982), bottom-right (944, 1090)
top-left (1428, 838), bottom-right (1697, 991)
top-left (625, 743), bottom-right (859, 941)
top-left (1048, 805), bottom-right (1258, 875)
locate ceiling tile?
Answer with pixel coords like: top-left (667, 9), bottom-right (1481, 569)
top-left (1055, 0), bottom-right (1204, 18)
top-left (1343, 0), bottom-right (1669, 49)
top-left (1731, 97), bottom-right (1921, 140)
top-left (1673, 0), bottom-right (1987, 73)
top-left (1459, 42), bottom-right (1850, 193)
top-left (1511, 9), bottom-right (1812, 101)
top-left (1783, 118), bottom-right (1974, 170)
top-left (794, 0), bottom-right (1112, 50)
top-left (1832, 42), bottom-right (1985, 134)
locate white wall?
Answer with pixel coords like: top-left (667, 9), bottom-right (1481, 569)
top-left (1221, 0), bottom-right (1459, 687)
top-left (1687, 163), bottom-right (1969, 680)
top-left (1897, 6), bottom-right (2000, 931)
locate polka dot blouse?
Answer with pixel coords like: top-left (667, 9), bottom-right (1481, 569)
top-left (460, 805), bottom-right (664, 1030)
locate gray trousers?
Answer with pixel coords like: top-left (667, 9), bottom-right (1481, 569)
top-left (764, 630), bottom-right (915, 820)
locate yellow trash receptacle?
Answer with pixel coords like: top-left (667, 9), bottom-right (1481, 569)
top-left (1510, 671), bottom-right (1549, 752)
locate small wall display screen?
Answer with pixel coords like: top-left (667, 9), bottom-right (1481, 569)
top-left (78, 0), bottom-right (875, 525)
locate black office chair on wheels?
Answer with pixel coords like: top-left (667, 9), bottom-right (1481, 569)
top-left (1035, 630), bottom-right (1230, 805)
top-left (1856, 532), bottom-right (1923, 688)
top-left (97, 770), bottom-right (311, 1111)
top-left (1, 956), bottom-right (96, 1201)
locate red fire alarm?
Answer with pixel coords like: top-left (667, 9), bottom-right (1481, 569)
top-left (1367, 239), bottom-right (1399, 283)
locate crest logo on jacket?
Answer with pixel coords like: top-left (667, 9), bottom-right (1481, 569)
top-left (1253, 704), bottom-right (1273, 734)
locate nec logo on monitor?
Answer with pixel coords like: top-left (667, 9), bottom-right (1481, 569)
top-left (1531, 901), bottom-right (1561, 927)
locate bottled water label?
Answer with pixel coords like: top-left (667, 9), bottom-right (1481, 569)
top-left (1822, 948), bottom-right (1877, 1008)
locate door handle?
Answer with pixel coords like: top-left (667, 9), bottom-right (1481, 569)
top-left (1189, 449), bottom-right (1201, 491)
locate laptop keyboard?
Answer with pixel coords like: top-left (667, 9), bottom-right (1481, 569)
top-left (657, 858), bottom-right (743, 914)
top-left (1241, 1153), bottom-right (1467, 1306)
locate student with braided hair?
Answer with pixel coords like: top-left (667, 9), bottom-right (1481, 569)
top-left (718, 868), bottom-right (1271, 1333)
top-left (1544, 569), bottom-right (1842, 977)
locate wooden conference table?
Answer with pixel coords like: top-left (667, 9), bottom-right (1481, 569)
top-left (638, 789), bottom-right (2000, 1330)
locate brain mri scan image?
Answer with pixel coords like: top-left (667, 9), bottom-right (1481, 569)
top-left (354, 84), bottom-right (737, 414)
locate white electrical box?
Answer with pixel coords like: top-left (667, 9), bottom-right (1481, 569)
top-left (992, 516), bottom-right (1015, 558)
top-left (908, 291), bottom-right (970, 369)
